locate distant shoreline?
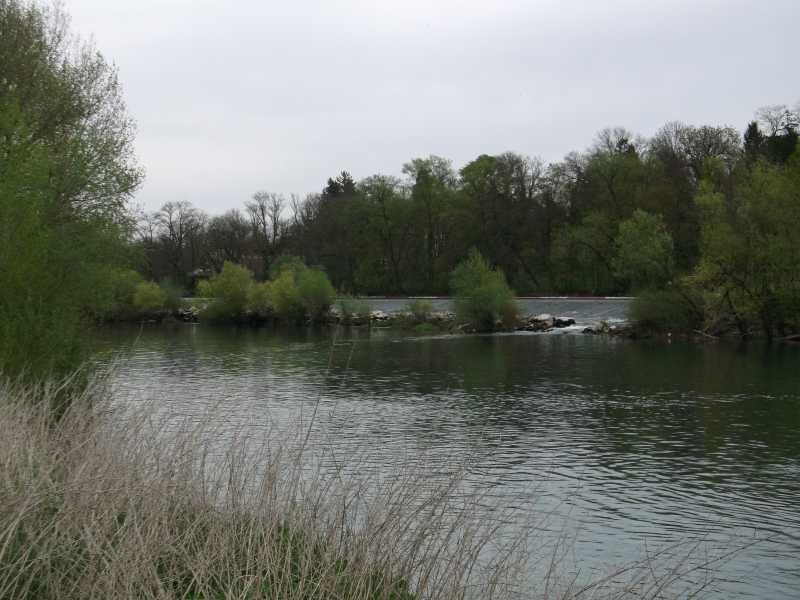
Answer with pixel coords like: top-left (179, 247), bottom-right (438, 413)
top-left (354, 295), bottom-right (635, 301)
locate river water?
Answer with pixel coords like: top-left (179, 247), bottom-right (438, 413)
top-left (97, 299), bottom-right (800, 599)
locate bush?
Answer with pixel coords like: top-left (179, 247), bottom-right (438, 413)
top-left (269, 262), bottom-right (335, 322)
top-left (247, 281), bottom-right (273, 319)
top-left (407, 299), bottom-right (433, 322)
top-left (94, 269), bottom-right (145, 320)
top-left (269, 255), bottom-right (307, 280)
top-left (159, 278), bottom-right (184, 313)
top-left (269, 270), bottom-right (305, 321)
top-left (412, 322), bottom-right (438, 335)
top-left (338, 296), bottom-right (371, 323)
top-left (450, 249), bottom-right (518, 332)
top-left (296, 268), bottom-right (336, 321)
top-left (629, 287), bottom-right (705, 332)
top-left (197, 262), bottom-right (254, 321)
top-left (132, 282), bottom-right (166, 315)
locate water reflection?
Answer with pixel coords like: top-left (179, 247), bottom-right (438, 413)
top-left (96, 323), bottom-right (800, 599)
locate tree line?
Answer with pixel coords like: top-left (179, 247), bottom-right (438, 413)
top-left (3, 0), bottom-right (799, 388)
top-left (134, 105), bottom-right (799, 302)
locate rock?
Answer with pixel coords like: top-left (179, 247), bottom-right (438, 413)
top-left (177, 305), bottom-right (200, 322)
top-left (522, 313), bottom-right (555, 331)
top-left (341, 315), bottom-right (368, 325)
top-left (430, 311), bottom-right (453, 322)
top-left (370, 310), bottom-right (389, 321)
top-left (554, 317), bottom-right (576, 328)
top-left (583, 321), bottom-right (610, 335)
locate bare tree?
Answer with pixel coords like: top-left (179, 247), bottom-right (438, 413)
top-left (157, 201), bottom-right (206, 279)
top-left (651, 122), bottom-right (741, 183)
top-left (205, 209), bottom-right (251, 270)
top-left (246, 191), bottom-right (286, 274)
top-left (290, 193), bottom-right (320, 229)
top-left (756, 104), bottom-right (800, 136)
top-left (135, 208), bottom-right (160, 246)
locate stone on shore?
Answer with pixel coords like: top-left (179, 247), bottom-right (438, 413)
top-left (554, 317), bottom-right (576, 328)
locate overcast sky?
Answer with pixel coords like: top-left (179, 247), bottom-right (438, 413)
top-left (66, 0), bottom-right (797, 213)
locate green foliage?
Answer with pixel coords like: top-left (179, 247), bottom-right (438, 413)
top-left (91, 269), bottom-right (145, 320)
top-left (690, 156), bottom-right (800, 337)
top-left (0, 1), bottom-right (141, 381)
top-left (629, 287), bottom-right (704, 332)
top-left (406, 299), bottom-right (433, 322)
top-left (0, 0), bottom-right (142, 221)
top-left (296, 268), bottom-right (336, 321)
top-left (268, 270), bottom-right (305, 321)
top-left (198, 262), bottom-right (254, 321)
top-left (191, 258), bottom-right (335, 323)
top-left (247, 281), bottom-right (273, 319)
top-left (159, 279), bottom-right (184, 313)
top-left (412, 322), bottom-right (438, 335)
top-left (130, 102), bottom-right (800, 309)
top-left (133, 282), bottom-right (166, 315)
top-left (614, 209), bottom-right (674, 290)
top-left (337, 296), bottom-right (371, 323)
top-left (268, 262), bottom-right (335, 322)
top-left (552, 212), bottom-right (619, 294)
top-left (450, 249), bottom-right (517, 332)
top-left (268, 255), bottom-right (307, 280)
top-left (0, 99), bottom-right (129, 380)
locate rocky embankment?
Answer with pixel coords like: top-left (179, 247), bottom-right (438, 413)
top-left (330, 310), bottom-right (628, 336)
top-left (157, 304), bottom-right (629, 337)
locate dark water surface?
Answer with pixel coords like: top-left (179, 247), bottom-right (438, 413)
top-left (97, 301), bottom-right (800, 599)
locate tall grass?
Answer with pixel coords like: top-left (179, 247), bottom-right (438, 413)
top-left (0, 374), bottom-right (734, 599)
top-left (0, 375), bottom-right (528, 599)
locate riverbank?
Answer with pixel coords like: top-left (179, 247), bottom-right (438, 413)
top-left (122, 296), bottom-right (626, 336)
top-left (107, 295), bottom-right (800, 344)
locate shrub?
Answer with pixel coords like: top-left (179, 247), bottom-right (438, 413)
top-left (132, 281), bottom-right (166, 315)
top-left (269, 270), bottom-right (305, 321)
top-left (247, 281), bottom-right (273, 319)
top-left (338, 296), bottom-right (371, 323)
top-left (629, 287), bottom-right (705, 332)
top-left (197, 262), bottom-right (254, 321)
top-left (296, 268), bottom-right (336, 321)
top-left (95, 269), bottom-right (145, 320)
top-left (268, 262), bottom-right (335, 322)
top-left (412, 322), bottom-right (438, 335)
top-left (159, 278), bottom-right (184, 313)
top-left (269, 255), bottom-right (307, 279)
top-left (450, 249), bottom-right (518, 332)
top-left (407, 299), bottom-right (433, 322)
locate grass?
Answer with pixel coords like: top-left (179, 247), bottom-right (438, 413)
top-left (0, 373), bottom-right (738, 599)
top-left (0, 374), bottom-right (529, 599)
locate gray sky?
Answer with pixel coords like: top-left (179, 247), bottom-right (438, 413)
top-left (66, 0), bottom-right (797, 213)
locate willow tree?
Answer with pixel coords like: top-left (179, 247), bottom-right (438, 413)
top-left (692, 157), bottom-right (800, 338)
top-left (0, 0), bottom-right (143, 379)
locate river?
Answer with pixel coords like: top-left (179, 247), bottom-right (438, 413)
top-left (96, 298), bottom-right (800, 599)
